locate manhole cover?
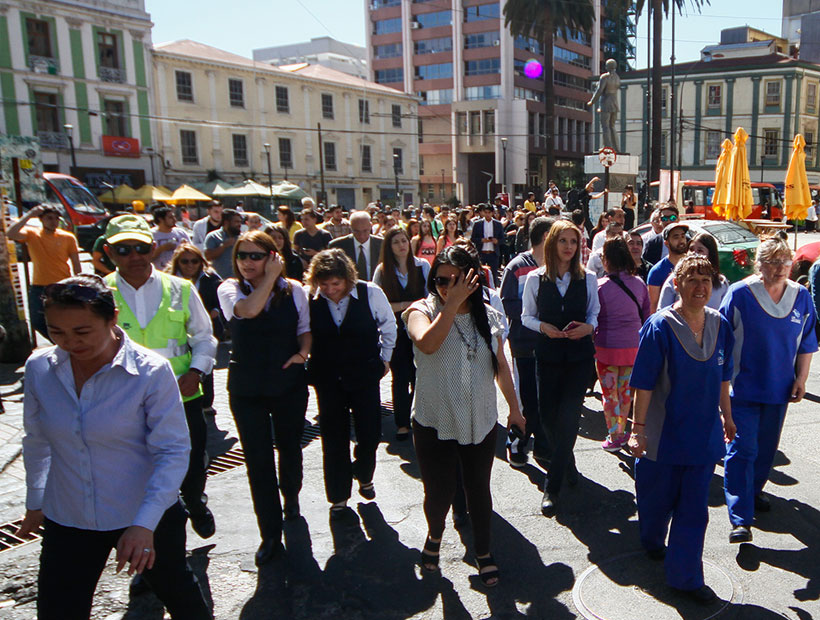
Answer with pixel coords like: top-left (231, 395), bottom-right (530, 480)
top-left (573, 552), bottom-right (741, 620)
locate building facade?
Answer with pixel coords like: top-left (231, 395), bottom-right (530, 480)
top-left (252, 37), bottom-right (368, 80)
top-left (0, 0), bottom-right (156, 190)
top-left (152, 40), bottom-right (419, 210)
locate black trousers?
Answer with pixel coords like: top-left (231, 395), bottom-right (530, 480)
top-left (229, 387), bottom-right (308, 541)
top-left (391, 329), bottom-right (416, 430)
top-left (316, 380), bottom-right (382, 504)
top-left (537, 358), bottom-right (591, 494)
top-left (413, 421), bottom-right (497, 556)
top-left (180, 396), bottom-right (207, 510)
top-left (28, 285), bottom-right (48, 340)
top-left (201, 372), bottom-right (215, 412)
top-left (512, 355), bottom-right (551, 460)
top-left (38, 501), bottom-right (211, 620)
top-left (479, 252), bottom-right (500, 285)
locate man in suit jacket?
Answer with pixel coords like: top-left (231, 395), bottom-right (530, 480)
top-left (329, 210), bottom-right (383, 280)
top-left (471, 203), bottom-right (505, 284)
top-left (642, 204), bottom-right (679, 265)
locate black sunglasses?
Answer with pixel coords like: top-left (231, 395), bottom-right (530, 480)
top-left (111, 242), bottom-right (152, 256)
top-left (660, 214), bottom-right (679, 222)
top-left (43, 283), bottom-right (115, 306)
top-left (179, 258), bottom-right (201, 265)
top-left (236, 251), bottom-right (267, 261)
top-left (433, 276), bottom-right (453, 288)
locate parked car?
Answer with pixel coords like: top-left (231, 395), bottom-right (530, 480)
top-left (632, 219), bottom-right (759, 283)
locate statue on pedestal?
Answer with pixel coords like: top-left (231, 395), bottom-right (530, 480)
top-left (588, 58), bottom-right (621, 152)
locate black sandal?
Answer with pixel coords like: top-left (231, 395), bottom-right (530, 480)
top-left (476, 554), bottom-right (499, 587)
top-left (419, 537), bottom-right (441, 572)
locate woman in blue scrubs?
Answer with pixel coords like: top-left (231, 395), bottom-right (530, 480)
top-left (629, 254), bottom-right (736, 604)
top-left (719, 236), bottom-right (817, 543)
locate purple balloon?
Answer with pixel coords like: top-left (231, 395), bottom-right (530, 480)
top-left (524, 59), bottom-right (543, 79)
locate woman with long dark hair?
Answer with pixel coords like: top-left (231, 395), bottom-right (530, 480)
top-left (374, 227), bottom-right (430, 440)
top-left (265, 223), bottom-right (304, 283)
top-left (436, 217), bottom-right (460, 254)
top-left (412, 219), bottom-right (438, 266)
top-left (522, 219), bottom-right (600, 515)
top-left (404, 246), bottom-right (525, 587)
top-left (217, 230), bottom-right (311, 566)
top-left (276, 205), bottom-right (302, 241)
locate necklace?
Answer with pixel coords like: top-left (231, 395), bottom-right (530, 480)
top-left (453, 316), bottom-right (478, 361)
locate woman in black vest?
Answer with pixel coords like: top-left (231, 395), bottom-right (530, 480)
top-left (374, 228), bottom-right (430, 440)
top-left (306, 249), bottom-right (397, 520)
top-left (217, 230), bottom-right (311, 566)
top-left (521, 219), bottom-right (600, 516)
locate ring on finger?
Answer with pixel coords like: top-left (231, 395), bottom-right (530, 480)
top-left (142, 548), bottom-right (152, 554)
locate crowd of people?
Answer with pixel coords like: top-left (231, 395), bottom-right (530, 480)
top-left (8, 185), bottom-right (818, 616)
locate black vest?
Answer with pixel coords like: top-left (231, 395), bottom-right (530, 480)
top-left (391, 265), bottom-right (425, 358)
top-left (534, 276), bottom-right (595, 362)
top-left (308, 281), bottom-right (382, 388)
top-left (228, 287), bottom-right (306, 397)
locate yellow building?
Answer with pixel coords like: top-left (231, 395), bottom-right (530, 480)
top-left (151, 40), bottom-right (419, 209)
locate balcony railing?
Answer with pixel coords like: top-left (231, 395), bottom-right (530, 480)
top-left (29, 55), bottom-right (59, 75)
top-left (37, 131), bottom-right (69, 150)
top-left (99, 66), bottom-right (126, 83)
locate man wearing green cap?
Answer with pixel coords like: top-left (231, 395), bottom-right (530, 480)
top-left (103, 214), bottom-right (218, 539)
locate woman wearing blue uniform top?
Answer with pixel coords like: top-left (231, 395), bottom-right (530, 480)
top-left (719, 236), bottom-right (817, 543)
top-left (629, 255), bottom-right (736, 604)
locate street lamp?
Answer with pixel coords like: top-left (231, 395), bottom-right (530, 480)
top-left (393, 152), bottom-right (400, 208)
top-left (263, 143), bottom-right (274, 210)
top-left (63, 123), bottom-right (76, 171)
top-left (500, 137), bottom-right (508, 195)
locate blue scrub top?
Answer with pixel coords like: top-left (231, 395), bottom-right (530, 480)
top-left (630, 307), bottom-right (734, 465)
top-left (719, 276), bottom-right (818, 405)
top-left (647, 257), bottom-right (674, 287)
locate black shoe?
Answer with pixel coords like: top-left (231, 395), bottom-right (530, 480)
top-left (283, 497), bottom-right (300, 521)
top-left (255, 538), bottom-right (283, 566)
top-left (453, 511), bottom-right (470, 530)
top-left (729, 525), bottom-right (752, 544)
top-left (396, 429), bottom-right (411, 441)
top-left (646, 547), bottom-right (666, 561)
top-left (673, 585), bottom-right (717, 604)
top-left (188, 505), bottom-right (216, 539)
top-left (541, 489), bottom-right (558, 516)
top-left (566, 467), bottom-right (579, 487)
top-left (129, 574), bottom-right (151, 596)
top-left (754, 493), bottom-right (771, 512)
top-left (358, 482), bottom-right (376, 501)
top-left (507, 446), bottom-right (528, 468)
top-left (330, 504), bottom-right (349, 521)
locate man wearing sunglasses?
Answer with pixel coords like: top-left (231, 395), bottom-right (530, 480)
top-left (643, 204), bottom-right (680, 265)
top-left (103, 215), bottom-right (218, 542)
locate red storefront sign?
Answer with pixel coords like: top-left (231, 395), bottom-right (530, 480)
top-left (102, 136), bottom-right (140, 158)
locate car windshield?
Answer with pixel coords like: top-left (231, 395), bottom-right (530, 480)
top-left (49, 178), bottom-right (106, 215)
top-left (700, 222), bottom-right (758, 245)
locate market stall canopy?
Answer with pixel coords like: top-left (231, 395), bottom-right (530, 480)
top-left (784, 134), bottom-right (811, 222)
top-left (133, 185), bottom-right (172, 202)
top-left (712, 139), bottom-right (733, 218)
top-left (271, 182), bottom-right (309, 200)
top-left (213, 180), bottom-right (271, 197)
top-left (724, 127), bottom-right (753, 221)
top-left (160, 185), bottom-right (213, 204)
top-left (98, 184), bottom-right (138, 204)
top-left (191, 179), bottom-right (230, 196)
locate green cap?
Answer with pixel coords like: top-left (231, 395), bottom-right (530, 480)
top-left (105, 214), bottom-right (154, 245)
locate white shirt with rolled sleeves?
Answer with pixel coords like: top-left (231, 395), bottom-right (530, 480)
top-left (313, 280), bottom-right (397, 362)
top-left (217, 277), bottom-right (310, 334)
top-left (111, 268), bottom-right (216, 375)
top-left (22, 331), bottom-right (190, 531)
top-left (521, 267), bottom-right (601, 333)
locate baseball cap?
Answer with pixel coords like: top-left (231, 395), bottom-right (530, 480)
top-left (663, 222), bottom-right (689, 240)
top-left (105, 214), bottom-right (154, 244)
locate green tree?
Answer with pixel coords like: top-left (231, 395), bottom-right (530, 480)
top-left (504, 0), bottom-right (595, 183)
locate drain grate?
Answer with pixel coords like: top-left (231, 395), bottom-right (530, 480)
top-left (0, 519), bottom-right (42, 553)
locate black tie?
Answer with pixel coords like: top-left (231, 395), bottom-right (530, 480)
top-left (357, 244), bottom-right (368, 280)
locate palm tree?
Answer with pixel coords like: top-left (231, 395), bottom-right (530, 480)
top-left (504, 0), bottom-right (595, 183)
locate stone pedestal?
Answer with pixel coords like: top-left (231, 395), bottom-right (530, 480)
top-left (583, 153), bottom-right (640, 223)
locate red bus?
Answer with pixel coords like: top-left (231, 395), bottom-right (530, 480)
top-left (651, 180), bottom-right (783, 220)
top-left (42, 172), bottom-right (108, 231)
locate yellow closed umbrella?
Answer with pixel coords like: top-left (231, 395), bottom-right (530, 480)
top-left (712, 139), bottom-right (733, 217)
top-left (725, 127), bottom-right (754, 221)
top-left (784, 134), bottom-right (811, 222)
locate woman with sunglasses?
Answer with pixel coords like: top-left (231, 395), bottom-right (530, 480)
top-left (217, 231), bottom-right (311, 566)
top-left (306, 249), bottom-right (397, 519)
top-left (265, 223), bottom-right (304, 283)
top-left (404, 246), bottom-right (524, 587)
top-left (17, 275), bottom-right (211, 619)
top-left (522, 219), bottom-right (600, 516)
top-left (719, 236), bottom-right (817, 544)
top-left (374, 227), bottom-right (430, 441)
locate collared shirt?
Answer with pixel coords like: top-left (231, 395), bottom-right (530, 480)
top-left (313, 280), bottom-right (397, 361)
top-left (521, 267), bottom-right (601, 332)
top-left (354, 238), bottom-right (372, 277)
top-left (482, 219), bottom-right (494, 252)
top-left (323, 219), bottom-right (352, 239)
top-left (112, 268), bottom-right (216, 375)
top-left (23, 330), bottom-right (190, 531)
top-left (217, 277), bottom-right (310, 334)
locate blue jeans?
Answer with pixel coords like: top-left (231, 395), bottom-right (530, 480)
top-left (28, 285), bottom-right (48, 339)
top-left (724, 399), bottom-right (788, 527)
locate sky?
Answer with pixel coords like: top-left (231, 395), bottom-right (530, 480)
top-left (146, 0), bottom-right (782, 71)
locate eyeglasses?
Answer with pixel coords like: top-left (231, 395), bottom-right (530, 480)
top-left (760, 259), bottom-right (793, 268)
top-left (236, 251), bottom-right (267, 262)
top-left (43, 283), bottom-right (115, 306)
top-left (433, 276), bottom-right (453, 288)
top-left (179, 258), bottom-right (202, 266)
top-left (111, 243), bottom-right (152, 256)
top-left (660, 214), bottom-right (679, 223)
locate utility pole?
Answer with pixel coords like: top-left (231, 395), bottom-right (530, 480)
top-left (669, 5), bottom-right (676, 201)
top-left (64, 124), bottom-right (77, 172)
top-left (501, 137), bottom-right (508, 195)
top-left (317, 123), bottom-right (326, 206)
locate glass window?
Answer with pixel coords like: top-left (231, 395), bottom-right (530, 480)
top-left (660, 131), bottom-right (668, 165)
top-left (465, 58), bottom-right (500, 76)
top-left (97, 32), bottom-right (119, 69)
top-left (26, 18), bottom-right (52, 57)
top-left (275, 85), bottom-right (289, 113)
top-left (707, 84), bottom-right (721, 109)
top-left (374, 18), bottom-right (402, 35)
top-left (176, 71), bottom-right (193, 102)
top-left (553, 46), bottom-right (590, 69)
top-left (324, 142), bottom-right (337, 171)
top-left (417, 89), bottom-right (453, 105)
top-left (808, 83), bottom-right (817, 113)
top-left (554, 70), bottom-right (589, 92)
top-left (764, 129), bottom-right (779, 157)
top-left (361, 144), bottom-right (372, 172)
top-left (705, 130), bottom-right (721, 159)
top-left (49, 177), bottom-right (105, 214)
top-left (416, 11), bottom-right (451, 28)
top-left (228, 79), bottom-right (244, 107)
top-left (515, 87), bottom-right (544, 102)
top-left (321, 93), bottom-right (334, 119)
top-left (278, 137), bottom-right (292, 169)
top-left (701, 222), bottom-right (758, 245)
top-left (465, 32), bottom-right (500, 49)
top-left (415, 62), bottom-right (453, 80)
top-left (373, 0), bottom-right (400, 7)
top-left (483, 110), bottom-right (495, 134)
top-left (566, 30), bottom-right (591, 45)
top-left (392, 104), bottom-right (402, 128)
top-left (514, 36), bottom-right (542, 54)
top-left (414, 37), bottom-right (452, 54)
top-left (359, 99), bottom-right (370, 124)
top-left (457, 112), bottom-right (467, 134)
top-left (103, 100), bottom-right (127, 136)
top-left (375, 68), bottom-right (404, 84)
top-left (469, 111), bottom-right (481, 135)
top-left (464, 3), bottom-right (500, 21)
top-left (806, 131), bottom-right (814, 160)
top-left (232, 134), bottom-right (248, 167)
top-left (765, 81), bottom-right (781, 107)
top-left (465, 85), bottom-right (502, 100)
top-left (393, 147), bottom-right (403, 173)
top-left (34, 92), bottom-right (59, 132)
top-left (180, 130), bottom-right (198, 165)
top-left (375, 43), bottom-right (402, 58)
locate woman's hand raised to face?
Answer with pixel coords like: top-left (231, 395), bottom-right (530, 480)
top-left (264, 252), bottom-right (283, 282)
top-left (443, 268), bottom-right (479, 309)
